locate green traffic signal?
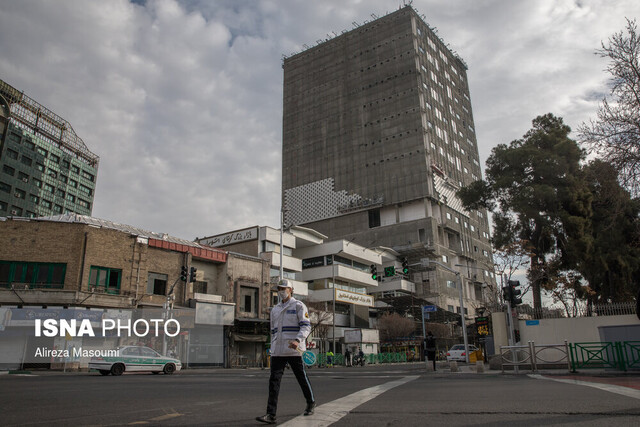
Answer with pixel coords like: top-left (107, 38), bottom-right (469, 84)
top-left (370, 264), bottom-right (378, 280)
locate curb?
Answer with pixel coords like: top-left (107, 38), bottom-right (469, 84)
top-left (0, 370), bottom-right (32, 375)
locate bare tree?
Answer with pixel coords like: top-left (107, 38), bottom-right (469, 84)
top-left (541, 271), bottom-right (595, 317)
top-left (579, 18), bottom-right (640, 195)
top-left (306, 301), bottom-right (332, 352)
top-left (492, 240), bottom-right (532, 303)
top-left (377, 312), bottom-right (416, 351)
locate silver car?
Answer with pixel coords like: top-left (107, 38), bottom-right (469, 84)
top-left (446, 344), bottom-right (478, 362)
top-left (89, 346), bottom-right (182, 376)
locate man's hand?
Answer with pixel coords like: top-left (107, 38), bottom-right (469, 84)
top-left (289, 340), bottom-right (303, 353)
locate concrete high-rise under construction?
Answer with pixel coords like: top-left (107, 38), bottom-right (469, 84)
top-left (282, 6), bottom-right (496, 315)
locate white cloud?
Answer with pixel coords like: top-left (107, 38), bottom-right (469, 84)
top-left (1, 0), bottom-right (638, 239)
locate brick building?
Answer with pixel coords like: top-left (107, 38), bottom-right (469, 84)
top-left (0, 214), bottom-right (241, 369)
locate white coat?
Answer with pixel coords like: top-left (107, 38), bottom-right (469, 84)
top-left (270, 296), bottom-right (311, 357)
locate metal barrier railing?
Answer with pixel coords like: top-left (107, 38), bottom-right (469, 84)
top-left (315, 352), bottom-right (408, 366)
top-left (501, 341), bottom-right (640, 373)
top-left (569, 341), bottom-right (640, 372)
top-left (569, 342), bottom-right (621, 371)
top-left (622, 341), bottom-right (640, 370)
top-left (500, 341), bottom-right (570, 373)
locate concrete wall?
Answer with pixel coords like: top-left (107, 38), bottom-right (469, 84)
top-left (518, 315), bottom-right (639, 344)
top-left (492, 311), bottom-right (509, 349)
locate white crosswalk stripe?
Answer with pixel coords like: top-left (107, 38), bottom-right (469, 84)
top-left (280, 375), bottom-right (419, 427)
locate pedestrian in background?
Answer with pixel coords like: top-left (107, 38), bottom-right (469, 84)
top-left (256, 280), bottom-right (315, 424)
top-left (425, 331), bottom-right (436, 371)
top-left (344, 348), bottom-right (352, 367)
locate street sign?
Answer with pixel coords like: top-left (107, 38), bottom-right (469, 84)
top-left (422, 305), bottom-right (437, 314)
top-left (475, 316), bottom-right (489, 336)
top-left (302, 350), bottom-right (316, 366)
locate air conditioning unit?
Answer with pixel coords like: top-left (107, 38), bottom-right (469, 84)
top-left (21, 177), bottom-right (28, 183)
top-left (14, 193), bottom-right (21, 198)
top-left (10, 210), bottom-right (18, 215)
top-left (12, 284), bottom-right (30, 290)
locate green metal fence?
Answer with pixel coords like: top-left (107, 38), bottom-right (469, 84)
top-left (569, 341), bottom-right (640, 372)
top-left (367, 352), bottom-right (408, 364)
top-left (315, 352), bottom-right (408, 366)
top-left (316, 353), bottom-right (343, 367)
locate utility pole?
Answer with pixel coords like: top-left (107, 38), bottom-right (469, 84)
top-left (280, 207), bottom-right (285, 282)
top-left (424, 260), bottom-right (470, 364)
top-left (332, 254), bottom-right (336, 354)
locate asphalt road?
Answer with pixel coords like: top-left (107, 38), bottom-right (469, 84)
top-left (1, 364), bottom-right (639, 426)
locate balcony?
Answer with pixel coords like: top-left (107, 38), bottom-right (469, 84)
top-left (369, 278), bottom-right (415, 294)
top-left (261, 252), bottom-right (302, 272)
top-left (297, 264), bottom-right (378, 288)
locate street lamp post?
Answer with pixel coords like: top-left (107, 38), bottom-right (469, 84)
top-left (425, 260), bottom-right (471, 364)
top-left (280, 207), bottom-right (285, 282)
top-left (332, 254), bottom-right (335, 355)
top-left (455, 271), bottom-right (469, 364)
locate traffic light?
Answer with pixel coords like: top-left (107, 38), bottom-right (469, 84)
top-left (189, 266), bottom-right (197, 282)
top-left (502, 285), bottom-right (512, 304)
top-left (370, 264), bottom-right (378, 280)
top-left (402, 257), bottom-right (409, 274)
top-left (180, 266), bottom-right (188, 282)
top-left (508, 280), bottom-right (522, 306)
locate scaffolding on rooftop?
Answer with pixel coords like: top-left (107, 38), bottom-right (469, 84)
top-left (0, 78), bottom-right (99, 168)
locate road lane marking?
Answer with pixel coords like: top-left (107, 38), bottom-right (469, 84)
top-left (529, 374), bottom-right (640, 400)
top-left (280, 375), bottom-right (419, 427)
top-left (127, 411), bottom-right (182, 424)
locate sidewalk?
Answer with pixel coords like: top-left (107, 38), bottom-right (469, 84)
top-left (3, 360), bottom-right (639, 382)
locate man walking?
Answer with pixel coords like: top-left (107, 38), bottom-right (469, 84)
top-left (425, 331), bottom-right (437, 371)
top-left (256, 279), bottom-right (315, 424)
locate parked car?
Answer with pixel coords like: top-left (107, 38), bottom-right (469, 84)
top-left (89, 346), bottom-right (181, 376)
top-left (446, 344), bottom-right (479, 362)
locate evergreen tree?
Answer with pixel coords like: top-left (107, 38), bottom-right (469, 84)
top-left (458, 114), bottom-right (591, 314)
top-left (579, 160), bottom-right (640, 303)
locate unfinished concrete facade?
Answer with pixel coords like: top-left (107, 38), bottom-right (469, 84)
top-left (282, 6), bottom-right (497, 317)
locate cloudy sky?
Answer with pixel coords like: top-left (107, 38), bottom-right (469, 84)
top-left (1, 0), bottom-right (638, 241)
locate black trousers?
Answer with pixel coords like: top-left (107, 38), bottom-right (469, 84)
top-left (267, 356), bottom-right (314, 415)
top-left (427, 351), bottom-right (436, 370)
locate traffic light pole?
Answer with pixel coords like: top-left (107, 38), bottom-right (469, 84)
top-left (424, 260), bottom-right (470, 364)
top-left (164, 276), bottom-right (181, 357)
top-left (456, 271), bottom-right (470, 364)
top-left (280, 208), bottom-right (284, 282)
top-left (502, 275), bottom-right (518, 373)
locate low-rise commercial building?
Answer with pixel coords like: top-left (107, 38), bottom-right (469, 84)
top-left (0, 214), bottom-right (233, 369)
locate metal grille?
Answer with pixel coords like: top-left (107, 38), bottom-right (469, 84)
top-left (0, 79), bottom-right (99, 167)
top-left (284, 178), bottom-right (364, 225)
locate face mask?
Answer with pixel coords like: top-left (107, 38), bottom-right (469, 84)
top-left (278, 290), bottom-right (289, 300)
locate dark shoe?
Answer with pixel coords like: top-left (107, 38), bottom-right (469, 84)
top-left (304, 402), bottom-right (316, 416)
top-left (256, 414), bottom-right (276, 424)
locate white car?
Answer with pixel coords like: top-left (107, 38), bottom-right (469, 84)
top-left (446, 344), bottom-right (478, 362)
top-left (89, 346), bottom-right (182, 376)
